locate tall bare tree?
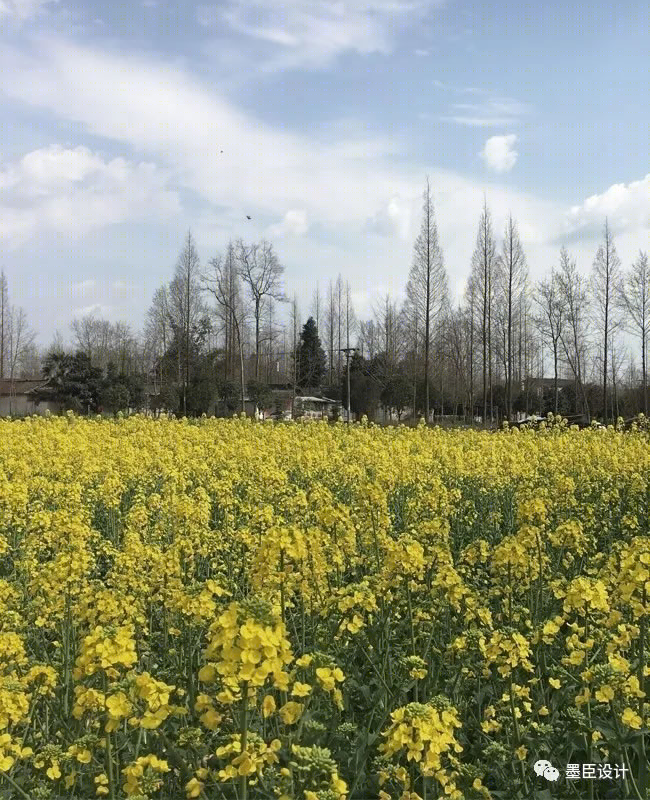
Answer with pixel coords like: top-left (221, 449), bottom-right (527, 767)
top-left (7, 306), bottom-right (36, 382)
top-left (289, 295), bottom-right (300, 412)
top-left (0, 270), bottom-right (8, 380)
top-left (311, 284), bottom-right (321, 333)
top-left (620, 251), bottom-right (650, 414)
top-left (236, 239), bottom-right (284, 380)
top-left (324, 280), bottom-right (338, 385)
top-left (373, 293), bottom-right (401, 375)
top-left (591, 219), bottom-right (622, 423)
top-left (469, 198), bottom-right (497, 423)
top-left (168, 231), bottom-right (204, 416)
top-left (464, 275), bottom-right (478, 419)
top-left (335, 275), bottom-right (344, 380)
top-left (535, 270), bottom-right (564, 414)
top-left (71, 313), bottom-right (98, 362)
top-left (358, 319), bottom-right (378, 360)
top-left (202, 249), bottom-right (247, 412)
top-left (557, 247), bottom-right (590, 419)
top-left (145, 285), bottom-right (171, 388)
top-left (498, 215), bottom-right (527, 419)
top-left (404, 177), bottom-right (448, 420)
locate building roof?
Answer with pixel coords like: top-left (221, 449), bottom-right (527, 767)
top-left (0, 379), bottom-right (49, 396)
top-left (297, 396), bottom-right (338, 404)
top-left (529, 377), bottom-right (574, 389)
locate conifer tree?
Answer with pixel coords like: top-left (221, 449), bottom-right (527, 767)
top-left (296, 317), bottom-right (326, 388)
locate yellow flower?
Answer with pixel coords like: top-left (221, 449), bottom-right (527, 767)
top-left (262, 694), bottom-right (276, 717)
top-left (549, 678), bottom-right (561, 689)
top-left (46, 761), bottom-right (61, 780)
top-left (595, 685), bottom-right (615, 703)
top-left (621, 707), bottom-right (642, 729)
top-left (279, 701), bottom-right (304, 724)
top-left (0, 755), bottom-right (14, 772)
top-left (185, 777), bottom-right (205, 798)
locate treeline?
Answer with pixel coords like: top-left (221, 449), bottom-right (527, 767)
top-left (2, 179), bottom-right (648, 422)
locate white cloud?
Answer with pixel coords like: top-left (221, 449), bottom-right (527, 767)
top-left (0, 144), bottom-right (181, 248)
top-left (442, 97), bottom-right (529, 127)
top-left (197, 0), bottom-right (441, 71)
top-left (72, 303), bottom-right (112, 318)
top-left (0, 37), bottom-right (644, 322)
top-left (267, 209), bottom-right (309, 237)
top-left (0, 0), bottom-right (57, 21)
top-left (565, 174), bottom-right (650, 236)
top-left (0, 39), bottom-right (414, 230)
top-left (70, 279), bottom-right (97, 297)
top-left (366, 195), bottom-right (412, 239)
top-left (480, 134), bottom-right (518, 173)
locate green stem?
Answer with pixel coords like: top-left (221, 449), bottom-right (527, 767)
top-left (0, 771), bottom-right (31, 800)
top-left (240, 681), bottom-right (249, 800)
top-left (609, 700), bottom-right (643, 800)
top-left (406, 580), bottom-right (418, 703)
top-left (508, 676), bottom-right (528, 794)
top-left (584, 605), bottom-right (594, 800)
top-left (102, 674), bottom-right (116, 800)
top-left (638, 585), bottom-right (647, 792)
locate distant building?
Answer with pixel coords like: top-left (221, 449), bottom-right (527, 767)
top-left (294, 395), bottom-right (342, 420)
top-left (0, 379), bottom-right (57, 417)
top-left (249, 388), bottom-right (343, 421)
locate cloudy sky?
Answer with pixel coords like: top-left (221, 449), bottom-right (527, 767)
top-left (0, 0), bottom-right (647, 345)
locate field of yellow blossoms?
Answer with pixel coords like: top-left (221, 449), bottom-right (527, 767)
top-left (0, 412), bottom-right (649, 800)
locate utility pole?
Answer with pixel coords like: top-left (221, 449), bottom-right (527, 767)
top-left (341, 347), bottom-right (357, 423)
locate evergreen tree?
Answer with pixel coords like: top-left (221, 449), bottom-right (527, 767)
top-left (296, 317), bottom-right (326, 388)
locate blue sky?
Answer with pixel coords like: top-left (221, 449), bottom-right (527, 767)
top-left (0, 0), bottom-right (648, 345)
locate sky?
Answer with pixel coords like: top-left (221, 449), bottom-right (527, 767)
top-left (0, 0), bottom-right (648, 347)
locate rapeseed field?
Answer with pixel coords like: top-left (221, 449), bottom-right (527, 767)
top-left (0, 413), bottom-right (648, 799)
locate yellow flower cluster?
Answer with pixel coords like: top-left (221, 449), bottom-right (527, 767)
top-left (201, 597), bottom-right (294, 701)
top-left (122, 754), bottom-right (170, 796)
top-left (380, 702), bottom-right (463, 797)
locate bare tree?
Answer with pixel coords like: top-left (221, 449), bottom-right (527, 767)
top-left (202, 249), bottom-right (247, 412)
top-left (619, 251), bottom-right (650, 414)
top-left (404, 177), bottom-right (448, 420)
top-left (498, 215), bottom-right (527, 419)
top-left (169, 231), bottom-right (204, 416)
top-left (0, 270), bottom-right (7, 379)
top-left (344, 281), bottom-right (356, 367)
top-left (145, 285), bottom-right (171, 389)
top-left (535, 270), bottom-right (564, 414)
top-left (591, 219), bottom-right (622, 423)
top-left (289, 295), bottom-right (300, 413)
top-left (358, 319), bottom-right (379, 360)
top-left (236, 239), bottom-right (284, 380)
top-left (373, 293), bottom-right (401, 375)
top-left (324, 280), bottom-right (338, 385)
top-left (7, 306), bottom-right (36, 381)
top-left (557, 247), bottom-right (590, 419)
top-left (469, 197), bottom-right (497, 423)
top-left (216, 243), bottom-right (241, 381)
top-left (311, 284), bottom-right (321, 333)
top-left (446, 304), bottom-right (470, 418)
top-left (71, 313), bottom-right (98, 362)
top-left (464, 275), bottom-right (478, 420)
